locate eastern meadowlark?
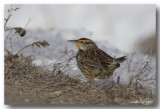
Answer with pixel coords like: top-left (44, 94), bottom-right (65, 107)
top-left (68, 38), bottom-right (126, 81)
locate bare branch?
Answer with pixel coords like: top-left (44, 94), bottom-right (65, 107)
top-left (15, 40), bottom-right (49, 55)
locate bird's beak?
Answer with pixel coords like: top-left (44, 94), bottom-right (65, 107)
top-left (68, 40), bottom-right (78, 43)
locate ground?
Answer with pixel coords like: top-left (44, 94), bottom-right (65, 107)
top-left (4, 57), bottom-right (156, 105)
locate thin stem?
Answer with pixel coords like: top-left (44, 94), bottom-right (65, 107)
top-left (15, 44), bottom-right (33, 55)
top-left (4, 14), bottom-right (12, 29)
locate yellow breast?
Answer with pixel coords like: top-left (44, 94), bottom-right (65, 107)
top-left (76, 43), bottom-right (81, 50)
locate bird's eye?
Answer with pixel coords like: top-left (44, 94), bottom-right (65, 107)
top-left (81, 41), bottom-right (84, 43)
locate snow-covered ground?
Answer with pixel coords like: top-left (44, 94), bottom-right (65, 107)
top-left (4, 29), bottom-right (156, 92)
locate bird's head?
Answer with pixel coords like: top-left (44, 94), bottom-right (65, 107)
top-left (68, 38), bottom-right (98, 50)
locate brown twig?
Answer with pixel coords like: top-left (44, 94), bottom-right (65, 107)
top-left (4, 14), bottom-right (12, 29)
top-left (16, 43), bottom-right (33, 55)
top-left (54, 51), bottom-right (71, 64)
top-left (15, 41), bottom-right (49, 55)
top-left (4, 6), bottom-right (20, 29)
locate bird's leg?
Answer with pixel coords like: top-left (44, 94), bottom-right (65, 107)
top-left (88, 79), bottom-right (95, 86)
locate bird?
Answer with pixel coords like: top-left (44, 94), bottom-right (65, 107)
top-left (68, 38), bottom-right (127, 81)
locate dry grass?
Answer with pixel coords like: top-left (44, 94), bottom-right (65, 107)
top-left (4, 54), bottom-right (156, 105)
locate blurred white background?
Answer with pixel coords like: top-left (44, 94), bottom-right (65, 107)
top-left (4, 4), bottom-right (155, 52)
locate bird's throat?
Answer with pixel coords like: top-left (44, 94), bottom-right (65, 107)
top-left (76, 43), bottom-right (81, 50)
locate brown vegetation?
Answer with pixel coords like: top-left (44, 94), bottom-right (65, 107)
top-left (136, 35), bottom-right (156, 56)
top-left (4, 55), bottom-right (156, 105)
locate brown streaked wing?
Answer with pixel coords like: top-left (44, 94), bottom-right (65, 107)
top-left (98, 49), bottom-right (114, 68)
top-left (79, 49), bottom-right (114, 69)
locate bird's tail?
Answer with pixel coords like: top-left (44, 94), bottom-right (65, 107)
top-left (115, 56), bottom-right (127, 63)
